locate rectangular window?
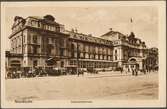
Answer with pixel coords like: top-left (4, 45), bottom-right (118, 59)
top-left (23, 45), bottom-right (25, 54)
top-left (60, 48), bottom-right (64, 56)
top-left (98, 54), bottom-right (100, 60)
top-left (33, 35), bottom-right (37, 43)
top-left (47, 47), bottom-right (52, 55)
top-left (83, 45), bottom-right (85, 52)
top-left (43, 25), bottom-right (46, 29)
top-left (53, 26), bottom-right (56, 31)
top-left (48, 25), bottom-right (50, 30)
top-left (45, 25), bottom-right (47, 30)
top-left (33, 46), bottom-right (38, 54)
top-left (115, 56), bottom-right (117, 60)
top-left (31, 20), bottom-right (36, 27)
top-left (106, 55), bottom-right (108, 60)
top-left (48, 38), bottom-right (52, 44)
top-left (70, 61), bottom-right (73, 65)
top-left (15, 38), bottom-right (17, 48)
top-left (115, 50), bottom-right (117, 54)
top-left (110, 56), bottom-right (113, 61)
top-left (55, 39), bottom-right (57, 44)
top-left (59, 39), bottom-right (64, 47)
top-left (23, 35), bottom-right (25, 43)
top-left (47, 25), bottom-right (49, 30)
top-left (28, 46), bottom-right (32, 53)
top-left (11, 40), bottom-right (13, 48)
top-left (38, 22), bottom-right (41, 27)
top-left (56, 26), bottom-right (59, 31)
top-left (102, 55), bottom-right (104, 60)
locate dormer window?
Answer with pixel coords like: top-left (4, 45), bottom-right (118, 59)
top-left (37, 21), bottom-right (41, 27)
top-left (43, 15), bottom-right (55, 22)
top-left (118, 36), bottom-right (120, 39)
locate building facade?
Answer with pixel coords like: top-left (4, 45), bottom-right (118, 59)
top-left (6, 15), bottom-right (158, 71)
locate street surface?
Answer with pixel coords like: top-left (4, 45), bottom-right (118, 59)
top-left (5, 71), bottom-right (158, 101)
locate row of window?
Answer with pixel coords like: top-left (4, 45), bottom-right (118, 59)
top-left (128, 49), bottom-right (141, 57)
top-left (71, 43), bottom-right (113, 55)
top-left (27, 46), bottom-right (38, 54)
top-left (27, 34), bottom-right (38, 44)
top-left (69, 60), bottom-right (117, 68)
top-left (25, 35), bottom-right (115, 56)
top-left (29, 20), bottom-right (64, 32)
top-left (12, 22), bottom-right (24, 33)
top-left (27, 45), bottom-right (66, 56)
top-left (73, 34), bottom-right (113, 46)
top-left (71, 52), bottom-right (113, 60)
top-left (11, 36), bottom-right (22, 49)
top-left (27, 35), bottom-right (66, 49)
top-left (46, 47), bottom-right (65, 56)
top-left (11, 46), bottom-right (22, 54)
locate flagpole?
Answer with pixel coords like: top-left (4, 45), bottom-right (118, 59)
top-left (130, 18), bottom-right (133, 33)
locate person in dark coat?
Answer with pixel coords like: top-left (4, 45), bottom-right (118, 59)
top-left (120, 67), bottom-right (123, 74)
top-left (135, 69), bottom-right (138, 76)
top-left (132, 69), bottom-right (134, 76)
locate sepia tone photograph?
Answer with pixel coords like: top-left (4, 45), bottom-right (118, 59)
top-left (1, 1), bottom-right (166, 108)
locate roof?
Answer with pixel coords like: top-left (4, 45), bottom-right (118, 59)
top-left (66, 30), bottom-right (113, 46)
top-left (28, 16), bottom-right (43, 20)
top-left (100, 30), bottom-right (126, 37)
top-left (28, 16), bottom-right (60, 25)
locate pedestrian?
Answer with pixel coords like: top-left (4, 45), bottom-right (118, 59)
top-left (120, 67), bottom-right (123, 74)
top-left (132, 68), bottom-right (134, 76)
top-left (127, 68), bottom-right (130, 74)
top-left (143, 69), bottom-right (146, 74)
top-left (135, 69), bottom-right (138, 76)
top-left (17, 70), bottom-right (22, 78)
top-left (77, 69), bottom-right (80, 77)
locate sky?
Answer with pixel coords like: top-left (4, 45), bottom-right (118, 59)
top-left (4, 3), bottom-right (158, 50)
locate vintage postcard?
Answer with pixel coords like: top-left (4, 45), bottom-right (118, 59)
top-left (1, 1), bottom-right (166, 108)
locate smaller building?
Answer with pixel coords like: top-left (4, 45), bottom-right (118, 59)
top-left (100, 29), bottom-right (158, 71)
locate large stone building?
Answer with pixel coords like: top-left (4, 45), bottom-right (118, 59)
top-left (6, 15), bottom-right (158, 71)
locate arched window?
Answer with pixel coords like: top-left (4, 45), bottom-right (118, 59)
top-left (129, 58), bottom-right (136, 62)
top-left (115, 49), bottom-right (117, 54)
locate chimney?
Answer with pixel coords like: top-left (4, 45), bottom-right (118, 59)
top-left (71, 28), bottom-right (74, 32)
top-left (75, 28), bottom-right (78, 33)
top-left (109, 28), bottom-right (113, 31)
top-left (88, 34), bottom-right (92, 37)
